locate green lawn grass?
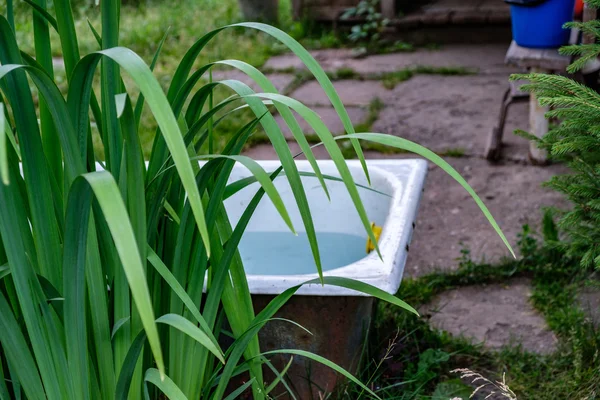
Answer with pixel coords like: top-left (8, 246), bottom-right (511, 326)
top-left (347, 220), bottom-right (600, 399)
top-left (9, 0), bottom-right (301, 156)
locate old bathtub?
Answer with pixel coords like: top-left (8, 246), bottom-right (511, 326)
top-left (224, 159), bottom-right (428, 398)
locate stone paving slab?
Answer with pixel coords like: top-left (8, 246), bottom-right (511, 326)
top-left (211, 69), bottom-right (295, 94)
top-left (371, 74), bottom-right (531, 160)
top-left (419, 279), bottom-right (558, 354)
top-left (274, 106), bottom-right (368, 138)
top-left (264, 44), bottom-right (517, 76)
top-left (290, 79), bottom-right (389, 107)
top-left (406, 157), bottom-right (568, 276)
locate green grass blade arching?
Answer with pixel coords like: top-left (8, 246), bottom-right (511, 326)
top-left (304, 276), bottom-right (418, 315)
top-left (214, 59), bottom-right (330, 199)
top-left (134, 27), bottom-right (170, 129)
top-left (229, 22), bottom-right (370, 182)
top-left (100, 0), bottom-right (122, 176)
top-left (73, 171), bottom-right (165, 378)
top-left (111, 317), bottom-right (131, 340)
top-left (155, 314), bottom-right (225, 364)
top-left (223, 378), bottom-right (256, 400)
top-left (264, 356), bottom-right (294, 396)
top-left (62, 178), bottom-right (94, 400)
top-left (115, 331), bottom-right (146, 400)
top-left (217, 78), bottom-right (325, 279)
top-left (0, 162), bottom-right (71, 399)
top-left (0, 17), bottom-right (64, 291)
top-left (0, 103), bottom-right (8, 184)
top-left (66, 47), bottom-right (212, 256)
top-left (144, 369), bottom-right (188, 400)
top-left (245, 92), bottom-right (382, 258)
top-left (223, 171), bottom-right (391, 201)
top-left (0, 292), bottom-right (45, 400)
top-left (264, 350), bottom-right (381, 399)
top-left (164, 24), bottom-right (369, 183)
top-left (191, 155), bottom-right (296, 233)
top-left (146, 247), bottom-right (220, 348)
top-left (30, 0), bottom-right (63, 196)
top-left (336, 133), bottom-right (515, 256)
top-left (101, 47), bottom-right (211, 255)
top-left (21, 0), bottom-right (58, 30)
top-left (53, 0), bottom-right (80, 78)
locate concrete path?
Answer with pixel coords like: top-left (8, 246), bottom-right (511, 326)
top-left (241, 43), bottom-right (575, 354)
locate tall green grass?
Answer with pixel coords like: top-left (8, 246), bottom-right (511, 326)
top-left (0, 1), bottom-right (513, 398)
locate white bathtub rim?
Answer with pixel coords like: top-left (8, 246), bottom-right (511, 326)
top-left (240, 159), bottom-right (428, 296)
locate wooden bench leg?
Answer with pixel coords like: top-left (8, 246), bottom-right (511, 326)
top-left (485, 87), bottom-right (512, 161)
top-left (528, 90), bottom-right (549, 165)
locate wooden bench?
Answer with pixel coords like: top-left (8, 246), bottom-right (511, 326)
top-left (485, 5), bottom-right (596, 164)
top-left (484, 41), bottom-right (571, 164)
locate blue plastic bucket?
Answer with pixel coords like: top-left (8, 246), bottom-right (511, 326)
top-left (507, 0), bottom-right (575, 48)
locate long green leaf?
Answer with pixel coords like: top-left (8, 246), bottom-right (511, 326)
top-left (223, 378), bottom-right (256, 400)
top-left (134, 27), bottom-right (170, 128)
top-left (229, 22), bottom-right (370, 182)
top-left (63, 177), bottom-right (93, 400)
top-left (66, 47), bottom-right (212, 255)
top-left (0, 264), bottom-right (9, 280)
top-left (263, 349), bottom-right (381, 399)
top-left (31, 0), bottom-right (64, 199)
top-left (264, 356), bottom-right (294, 395)
top-left (215, 79), bottom-right (325, 281)
top-left (223, 171), bottom-right (391, 200)
top-left (244, 92), bottom-right (382, 259)
top-left (115, 331), bottom-right (146, 400)
top-left (101, 47), bottom-right (211, 255)
top-left (111, 317), bottom-right (131, 340)
top-left (53, 0), bottom-right (80, 78)
top-left (305, 276), bottom-right (417, 315)
top-left (191, 154), bottom-right (295, 233)
top-left (0, 163), bottom-right (70, 399)
top-left (215, 59), bottom-right (330, 199)
top-left (0, 17), bottom-right (65, 295)
top-left (0, 103), bottom-right (7, 184)
top-left (21, 0), bottom-right (58, 30)
top-left (335, 133), bottom-right (515, 257)
top-left (0, 292), bottom-right (45, 400)
top-left (146, 247), bottom-right (220, 349)
top-left (144, 369), bottom-right (188, 400)
top-left (73, 171), bottom-right (165, 378)
top-left (156, 314), bottom-right (225, 364)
